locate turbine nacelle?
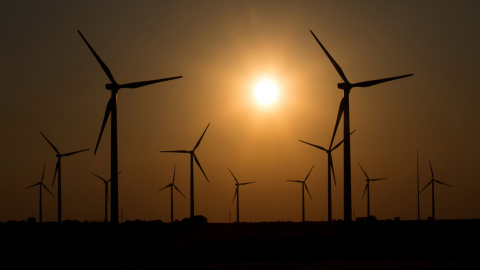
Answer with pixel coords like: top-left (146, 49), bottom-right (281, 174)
top-left (337, 82), bottom-right (351, 90)
top-left (106, 83), bottom-right (120, 91)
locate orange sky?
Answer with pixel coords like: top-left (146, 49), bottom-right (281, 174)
top-left (1, 1), bottom-right (479, 223)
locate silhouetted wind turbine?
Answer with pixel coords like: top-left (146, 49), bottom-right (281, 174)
top-left (310, 30), bottom-right (413, 221)
top-left (40, 132), bottom-right (89, 223)
top-left (299, 98), bottom-right (354, 221)
top-left (91, 171), bottom-right (121, 222)
top-left (78, 30), bottom-right (182, 224)
top-left (420, 160), bottom-right (452, 221)
top-left (25, 163), bottom-right (54, 223)
top-left (228, 168), bottom-right (255, 223)
top-left (158, 164), bottom-right (185, 223)
top-left (286, 165), bottom-right (314, 222)
top-left (160, 123), bottom-right (210, 218)
top-left (359, 164), bottom-right (387, 217)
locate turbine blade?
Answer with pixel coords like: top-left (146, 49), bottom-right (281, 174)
top-left (159, 150), bottom-right (190, 153)
top-left (91, 172), bottom-right (107, 182)
top-left (331, 130), bottom-right (355, 151)
top-left (25, 182), bottom-right (41, 189)
top-left (228, 168), bottom-right (239, 184)
top-left (158, 184), bottom-right (171, 192)
top-left (52, 160), bottom-right (59, 187)
top-left (420, 181), bottom-right (432, 193)
top-left (232, 188), bottom-right (238, 204)
top-left (286, 180), bottom-right (302, 183)
top-left (173, 185), bottom-right (186, 198)
top-left (298, 140), bottom-right (327, 152)
top-left (172, 164), bottom-right (176, 184)
top-left (77, 30), bottom-right (117, 84)
top-left (435, 180), bottom-right (452, 187)
top-left (240, 182), bottom-right (255, 185)
top-left (304, 165), bottom-right (315, 181)
top-left (358, 164), bottom-right (369, 179)
top-left (329, 154), bottom-right (337, 186)
top-left (42, 183), bottom-right (55, 197)
top-left (119, 76), bottom-right (183, 89)
top-left (193, 154), bottom-right (209, 183)
top-left (351, 74), bottom-right (413, 88)
top-left (94, 98), bottom-right (113, 155)
top-left (362, 183), bottom-right (368, 199)
top-left (194, 123), bottom-right (210, 151)
top-left (429, 160), bottom-right (434, 179)
top-left (310, 30), bottom-right (349, 84)
top-left (40, 132), bottom-right (60, 155)
top-left (304, 184), bottom-right (313, 201)
top-left (371, 178), bottom-right (387, 181)
top-left (63, 148), bottom-right (90, 157)
top-left (41, 163), bottom-right (46, 182)
top-left (329, 98), bottom-right (345, 149)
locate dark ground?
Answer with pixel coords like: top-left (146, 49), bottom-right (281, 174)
top-left (1, 219), bottom-right (479, 269)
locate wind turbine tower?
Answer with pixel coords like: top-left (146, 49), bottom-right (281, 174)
top-left (25, 163), bottom-right (54, 223)
top-left (286, 165), bottom-right (314, 222)
top-left (40, 132), bottom-right (89, 223)
top-left (228, 168), bottom-right (255, 223)
top-left (78, 30), bottom-right (182, 224)
top-left (159, 164), bottom-right (185, 223)
top-left (309, 30), bottom-right (413, 221)
top-left (359, 164), bottom-right (387, 217)
top-left (160, 123), bottom-right (210, 218)
top-left (421, 160), bottom-right (452, 220)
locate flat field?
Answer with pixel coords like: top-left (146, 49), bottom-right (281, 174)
top-left (1, 219), bottom-right (478, 269)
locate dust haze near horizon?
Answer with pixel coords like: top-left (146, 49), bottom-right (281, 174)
top-left (1, 0), bottom-right (479, 223)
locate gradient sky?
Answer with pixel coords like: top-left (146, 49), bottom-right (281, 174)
top-left (1, 0), bottom-right (479, 223)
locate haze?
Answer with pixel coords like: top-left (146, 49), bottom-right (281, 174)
top-left (1, 0), bottom-right (479, 223)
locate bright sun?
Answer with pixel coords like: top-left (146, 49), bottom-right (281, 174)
top-left (254, 79), bottom-right (279, 105)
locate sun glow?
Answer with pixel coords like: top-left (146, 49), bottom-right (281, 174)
top-left (254, 79), bottom-right (279, 105)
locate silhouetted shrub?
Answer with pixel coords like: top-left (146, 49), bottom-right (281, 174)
top-left (27, 217), bottom-right (36, 224)
top-left (180, 215), bottom-right (208, 230)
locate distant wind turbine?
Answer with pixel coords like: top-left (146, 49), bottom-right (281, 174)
top-left (286, 165), bottom-right (314, 222)
top-left (310, 30), bottom-right (413, 221)
top-left (160, 123), bottom-right (210, 218)
top-left (359, 164), bottom-right (387, 217)
top-left (420, 160), bottom-right (452, 221)
top-left (228, 168), bottom-right (255, 223)
top-left (299, 98), bottom-right (354, 221)
top-left (40, 132), bottom-right (89, 223)
top-left (91, 171), bottom-right (121, 222)
top-left (25, 163), bottom-right (54, 223)
top-left (78, 30), bottom-right (182, 224)
top-left (158, 164), bottom-right (185, 223)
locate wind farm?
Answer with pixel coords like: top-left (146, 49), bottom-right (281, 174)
top-left (1, 1), bottom-right (480, 269)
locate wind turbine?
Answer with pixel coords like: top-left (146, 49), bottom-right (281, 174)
top-left (25, 163), bottom-right (54, 223)
top-left (310, 30), bottom-right (413, 221)
top-left (420, 160), bottom-right (452, 221)
top-left (228, 168), bottom-right (255, 223)
top-left (359, 164), bottom-right (387, 217)
top-left (160, 123), bottom-right (210, 218)
top-left (91, 171), bottom-right (121, 222)
top-left (158, 164), bottom-right (185, 223)
top-left (40, 132), bottom-right (89, 223)
top-left (299, 98), bottom-right (354, 221)
top-left (78, 30), bottom-right (182, 224)
top-left (286, 165), bottom-right (314, 222)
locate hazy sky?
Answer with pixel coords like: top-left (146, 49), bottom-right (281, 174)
top-left (1, 0), bottom-right (479, 223)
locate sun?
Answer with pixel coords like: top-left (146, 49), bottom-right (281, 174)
top-left (254, 79), bottom-right (279, 105)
